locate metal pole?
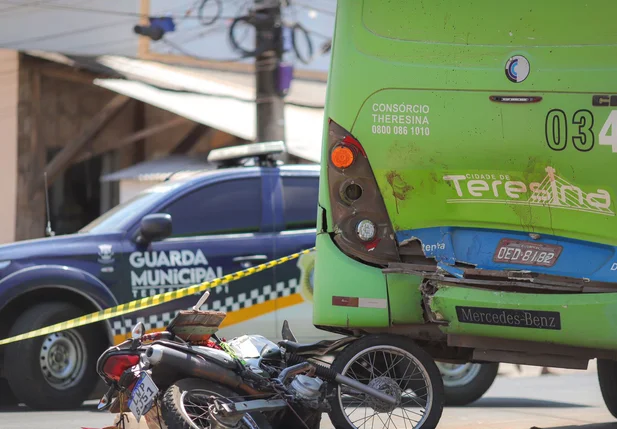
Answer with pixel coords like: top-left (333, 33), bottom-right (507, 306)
top-left (254, 0), bottom-right (288, 162)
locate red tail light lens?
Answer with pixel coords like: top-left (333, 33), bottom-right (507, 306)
top-left (326, 120), bottom-right (399, 265)
top-left (103, 355), bottom-right (140, 381)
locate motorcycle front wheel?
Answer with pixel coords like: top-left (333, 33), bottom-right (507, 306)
top-left (327, 334), bottom-right (445, 429)
top-left (161, 378), bottom-right (262, 429)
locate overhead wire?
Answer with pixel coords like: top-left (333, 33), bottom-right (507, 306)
top-left (0, 0), bottom-right (237, 21)
top-left (0, 0), bottom-right (196, 48)
top-left (292, 2), bottom-right (336, 17)
top-left (197, 0), bottom-right (223, 26)
top-left (0, 0), bottom-right (64, 15)
top-left (0, 17), bottom-right (137, 48)
top-left (161, 37), bottom-right (250, 63)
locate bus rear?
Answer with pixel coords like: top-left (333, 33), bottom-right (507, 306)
top-left (313, 0), bottom-right (617, 348)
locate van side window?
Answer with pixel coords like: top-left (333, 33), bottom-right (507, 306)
top-left (161, 178), bottom-right (262, 237)
top-left (281, 176), bottom-right (319, 230)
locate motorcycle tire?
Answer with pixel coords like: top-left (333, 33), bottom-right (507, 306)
top-left (3, 301), bottom-right (105, 410)
top-left (327, 334), bottom-right (445, 429)
top-left (161, 378), bottom-right (266, 429)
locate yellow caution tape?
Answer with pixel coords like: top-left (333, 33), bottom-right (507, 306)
top-left (0, 247), bottom-right (315, 346)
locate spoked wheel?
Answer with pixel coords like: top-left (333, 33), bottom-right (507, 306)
top-left (328, 335), bottom-right (444, 429)
top-left (161, 378), bottom-right (261, 429)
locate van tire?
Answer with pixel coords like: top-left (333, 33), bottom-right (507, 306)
top-left (598, 359), bottom-right (617, 418)
top-left (3, 301), bottom-right (104, 410)
top-left (438, 362), bottom-right (499, 406)
top-left (0, 379), bottom-right (17, 408)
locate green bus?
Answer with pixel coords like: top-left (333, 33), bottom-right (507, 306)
top-left (313, 1), bottom-right (617, 428)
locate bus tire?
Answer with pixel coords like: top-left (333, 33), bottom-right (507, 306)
top-left (598, 359), bottom-right (617, 418)
top-left (3, 301), bottom-right (104, 410)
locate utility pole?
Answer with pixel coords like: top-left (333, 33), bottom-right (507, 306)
top-left (135, 1), bottom-right (292, 162)
top-left (253, 0), bottom-right (289, 162)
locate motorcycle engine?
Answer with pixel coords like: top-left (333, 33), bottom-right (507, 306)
top-left (289, 374), bottom-right (324, 407)
top-left (279, 374), bottom-right (325, 429)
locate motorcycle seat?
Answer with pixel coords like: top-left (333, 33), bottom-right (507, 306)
top-left (279, 339), bottom-right (334, 355)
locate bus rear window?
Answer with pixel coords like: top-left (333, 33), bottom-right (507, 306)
top-left (362, 0), bottom-right (617, 46)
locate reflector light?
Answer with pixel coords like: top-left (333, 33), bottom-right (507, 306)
top-left (103, 355), bottom-right (140, 381)
top-left (356, 219), bottom-right (376, 241)
top-left (331, 146), bottom-right (355, 168)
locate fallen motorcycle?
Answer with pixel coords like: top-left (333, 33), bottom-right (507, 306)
top-left (95, 290), bottom-right (445, 429)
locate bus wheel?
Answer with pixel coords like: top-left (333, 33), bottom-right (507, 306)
top-left (3, 301), bottom-right (105, 410)
top-left (437, 362), bottom-right (499, 406)
top-left (598, 359), bottom-right (617, 418)
top-left (327, 334), bottom-right (444, 429)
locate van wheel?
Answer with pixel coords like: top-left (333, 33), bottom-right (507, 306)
top-left (598, 359), bottom-right (617, 418)
top-left (3, 301), bottom-right (105, 410)
top-left (437, 362), bottom-right (499, 406)
top-left (0, 379), bottom-right (17, 408)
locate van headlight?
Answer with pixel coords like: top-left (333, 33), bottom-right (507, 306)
top-left (0, 261), bottom-right (11, 270)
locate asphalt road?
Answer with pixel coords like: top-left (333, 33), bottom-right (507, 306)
top-left (1, 369), bottom-right (616, 429)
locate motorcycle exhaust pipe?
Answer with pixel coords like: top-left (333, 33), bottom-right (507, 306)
top-left (334, 373), bottom-right (397, 406)
top-left (287, 355), bottom-right (398, 406)
top-left (144, 344), bottom-right (263, 396)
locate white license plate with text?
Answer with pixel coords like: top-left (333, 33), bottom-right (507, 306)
top-left (128, 372), bottom-right (159, 422)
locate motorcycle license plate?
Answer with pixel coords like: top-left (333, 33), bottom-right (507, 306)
top-left (493, 239), bottom-right (563, 267)
top-left (128, 372), bottom-right (159, 422)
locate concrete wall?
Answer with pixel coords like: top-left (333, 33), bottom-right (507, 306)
top-left (0, 50), bottom-right (19, 244)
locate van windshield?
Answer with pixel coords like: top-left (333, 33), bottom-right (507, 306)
top-left (79, 182), bottom-right (183, 234)
top-left (78, 192), bottom-right (162, 234)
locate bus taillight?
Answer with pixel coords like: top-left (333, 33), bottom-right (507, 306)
top-left (326, 120), bottom-right (400, 265)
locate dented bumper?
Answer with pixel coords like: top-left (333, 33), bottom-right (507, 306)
top-left (422, 281), bottom-right (617, 351)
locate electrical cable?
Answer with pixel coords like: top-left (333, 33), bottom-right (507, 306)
top-left (165, 23), bottom-right (228, 45)
top-left (0, 0), bottom-right (61, 15)
top-left (0, 17), bottom-right (136, 48)
top-left (197, 0), bottom-right (223, 26)
top-left (161, 37), bottom-right (251, 63)
top-left (0, 1), bottom-right (202, 47)
top-left (0, 0), bottom-right (236, 21)
top-left (290, 22), bottom-right (313, 64)
top-left (292, 2), bottom-right (335, 17)
top-left (228, 15), bottom-right (260, 57)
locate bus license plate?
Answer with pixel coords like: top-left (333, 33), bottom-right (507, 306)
top-left (128, 372), bottom-right (158, 422)
top-left (493, 239), bottom-right (562, 267)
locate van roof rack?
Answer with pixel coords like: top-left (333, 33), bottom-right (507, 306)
top-left (207, 141), bottom-right (286, 168)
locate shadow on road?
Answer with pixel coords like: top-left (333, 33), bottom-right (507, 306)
top-left (0, 403), bottom-right (101, 413)
top-left (458, 397), bottom-right (590, 408)
top-left (531, 423), bottom-right (617, 429)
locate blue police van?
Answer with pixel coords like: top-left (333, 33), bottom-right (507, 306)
top-left (0, 142), bottom-right (321, 410)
